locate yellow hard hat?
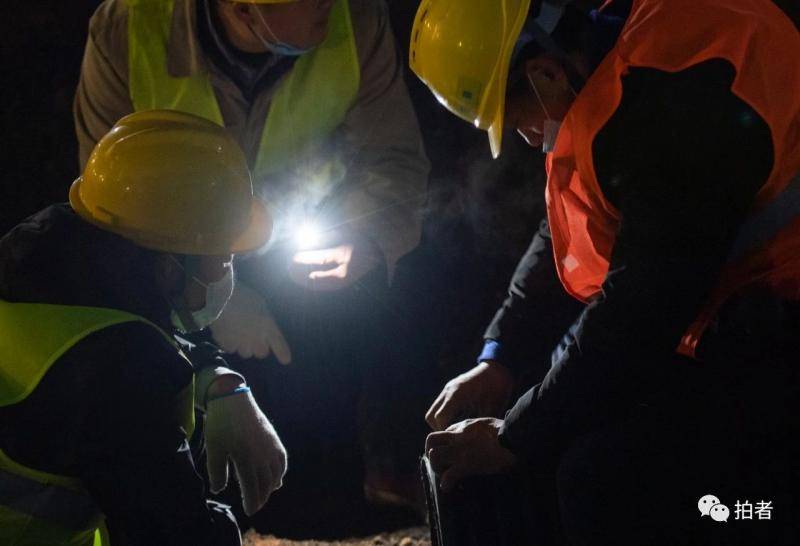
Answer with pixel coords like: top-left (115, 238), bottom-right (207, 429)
top-left (410, 0), bottom-right (531, 158)
top-left (70, 110), bottom-right (272, 256)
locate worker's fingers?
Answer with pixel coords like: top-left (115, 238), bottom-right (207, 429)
top-left (214, 332), bottom-right (244, 358)
top-left (433, 392), bottom-right (474, 430)
top-left (293, 248), bottom-right (339, 266)
top-left (235, 461), bottom-right (263, 516)
top-left (432, 396), bottom-right (467, 431)
top-left (255, 464), bottom-right (274, 510)
top-left (262, 315), bottom-right (292, 365)
top-left (206, 444), bottom-right (229, 494)
top-left (425, 391), bottom-right (447, 430)
top-left (250, 328), bottom-right (271, 361)
top-left (272, 341), bottom-right (292, 365)
top-left (270, 440), bottom-right (288, 489)
top-left (269, 458), bottom-right (285, 491)
top-left (427, 444), bottom-right (461, 473)
top-left (308, 263), bottom-right (348, 280)
top-left (237, 340), bottom-right (255, 360)
top-left (425, 430), bottom-right (458, 452)
top-left (297, 265), bottom-right (349, 292)
top-left (440, 462), bottom-right (471, 493)
top-left (252, 342), bottom-right (271, 361)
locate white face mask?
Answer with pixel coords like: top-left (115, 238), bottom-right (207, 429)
top-left (527, 71), bottom-right (576, 154)
top-left (170, 260), bottom-right (235, 333)
top-left (541, 118), bottom-right (562, 154)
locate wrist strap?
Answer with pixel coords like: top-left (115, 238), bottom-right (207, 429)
top-left (207, 385), bottom-right (250, 403)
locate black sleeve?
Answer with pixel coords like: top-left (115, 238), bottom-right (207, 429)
top-left (72, 324), bottom-right (241, 546)
top-left (483, 219), bottom-right (584, 383)
top-left (175, 335), bottom-right (245, 410)
top-left (499, 59), bottom-right (774, 463)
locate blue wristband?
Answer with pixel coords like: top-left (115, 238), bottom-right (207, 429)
top-left (207, 385), bottom-right (250, 403)
top-left (478, 340), bottom-right (503, 364)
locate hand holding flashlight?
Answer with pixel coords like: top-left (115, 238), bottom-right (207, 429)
top-left (289, 226), bottom-right (383, 291)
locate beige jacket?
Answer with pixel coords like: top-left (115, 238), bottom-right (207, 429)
top-left (74, 0), bottom-right (429, 272)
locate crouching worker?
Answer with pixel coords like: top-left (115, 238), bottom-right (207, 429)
top-left (0, 110), bottom-right (285, 545)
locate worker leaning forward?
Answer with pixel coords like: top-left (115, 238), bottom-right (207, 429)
top-left (0, 110), bottom-right (285, 546)
top-left (413, 0), bottom-right (800, 544)
top-left (74, 0), bottom-right (430, 526)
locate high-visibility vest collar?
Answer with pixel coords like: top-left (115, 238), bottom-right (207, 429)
top-left (126, 0), bottom-right (361, 182)
top-left (0, 300), bottom-right (195, 544)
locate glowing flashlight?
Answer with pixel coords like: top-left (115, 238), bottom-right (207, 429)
top-left (296, 222), bottom-right (321, 249)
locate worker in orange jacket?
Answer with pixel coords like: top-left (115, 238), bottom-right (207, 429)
top-left (412, 1), bottom-right (800, 544)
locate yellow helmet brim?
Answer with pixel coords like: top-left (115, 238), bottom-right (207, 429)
top-left (482, 0), bottom-right (530, 159)
top-left (70, 110), bottom-right (274, 257)
top-left (410, 0), bottom-right (531, 159)
top-left (70, 177), bottom-right (272, 256)
top-left (231, 198), bottom-right (273, 254)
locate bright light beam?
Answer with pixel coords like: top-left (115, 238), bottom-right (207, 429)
top-left (296, 222), bottom-right (321, 249)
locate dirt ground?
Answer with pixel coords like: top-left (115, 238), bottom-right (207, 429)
top-left (243, 527), bottom-right (431, 546)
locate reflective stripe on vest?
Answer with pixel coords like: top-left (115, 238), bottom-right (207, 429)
top-left (0, 465), bottom-right (100, 531)
top-left (0, 302), bottom-right (156, 406)
top-left (0, 447), bottom-right (101, 546)
top-left (544, 0), bottom-right (800, 358)
top-left (0, 300), bottom-right (195, 544)
top-left (126, 0), bottom-right (360, 181)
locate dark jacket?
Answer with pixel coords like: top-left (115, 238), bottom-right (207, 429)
top-left (488, 8), bottom-right (799, 465)
top-left (0, 204), bottom-right (240, 546)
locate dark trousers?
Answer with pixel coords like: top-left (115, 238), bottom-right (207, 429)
top-left (435, 352), bottom-right (800, 546)
top-left (223, 247), bottom-right (401, 536)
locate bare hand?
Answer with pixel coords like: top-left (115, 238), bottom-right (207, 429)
top-left (289, 235), bottom-right (382, 291)
top-left (426, 418), bottom-right (517, 492)
top-left (426, 362), bottom-right (514, 431)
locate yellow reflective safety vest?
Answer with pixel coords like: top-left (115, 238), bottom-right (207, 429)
top-left (126, 0), bottom-right (361, 180)
top-left (0, 300), bottom-right (195, 546)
